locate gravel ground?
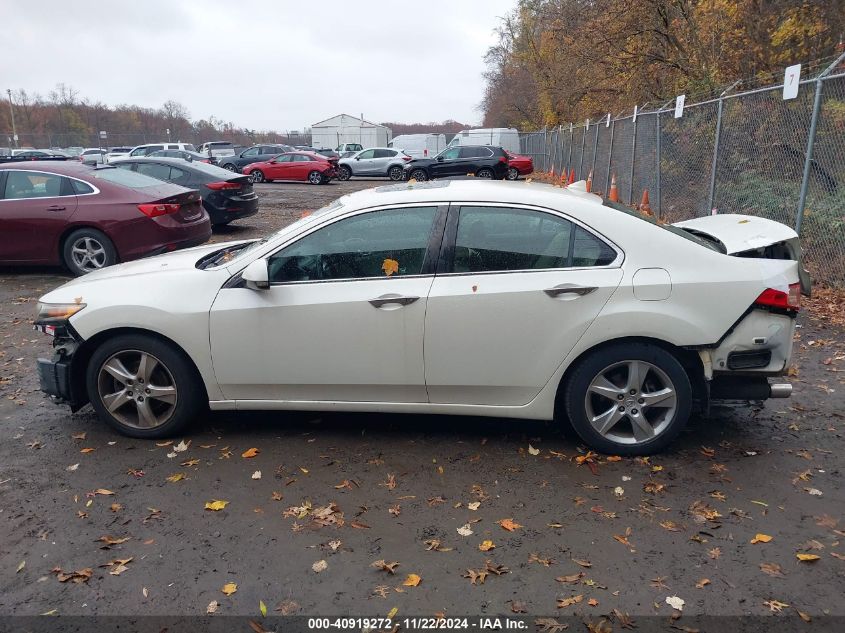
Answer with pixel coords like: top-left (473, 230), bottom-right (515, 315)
top-left (1, 179), bottom-right (844, 628)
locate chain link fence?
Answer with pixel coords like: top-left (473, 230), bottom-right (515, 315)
top-left (519, 56), bottom-right (845, 287)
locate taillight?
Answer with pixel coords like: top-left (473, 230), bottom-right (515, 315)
top-left (754, 283), bottom-right (801, 311)
top-left (206, 181), bottom-right (241, 190)
top-left (402, 155), bottom-right (412, 161)
top-left (499, 156), bottom-right (508, 163)
top-left (137, 203), bottom-right (181, 218)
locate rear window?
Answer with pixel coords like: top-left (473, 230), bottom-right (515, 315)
top-left (90, 167), bottom-right (172, 190)
top-left (206, 142), bottom-right (233, 149)
top-left (602, 200), bottom-right (722, 252)
top-left (184, 144), bottom-right (196, 151)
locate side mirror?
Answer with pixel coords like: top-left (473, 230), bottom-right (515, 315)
top-left (242, 259), bottom-right (269, 290)
top-left (436, 156), bottom-right (444, 162)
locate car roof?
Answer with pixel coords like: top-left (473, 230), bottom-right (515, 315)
top-left (112, 156), bottom-right (200, 166)
top-left (0, 160), bottom-right (99, 175)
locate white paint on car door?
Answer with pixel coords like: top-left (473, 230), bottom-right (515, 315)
top-left (424, 204), bottom-right (624, 406)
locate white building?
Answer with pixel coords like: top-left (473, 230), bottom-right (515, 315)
top-left (310, 114), bottom-right (392, 150)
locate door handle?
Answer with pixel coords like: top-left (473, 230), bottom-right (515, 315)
top-left (368, 294), bottom-right (420, 308)
top-left (46, 205), bottom-right (66, 211)
top-left (544, 284), bottom-right (597, 298)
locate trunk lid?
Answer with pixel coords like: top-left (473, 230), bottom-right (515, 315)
top-left (672, 214), bottom-right (811, 295)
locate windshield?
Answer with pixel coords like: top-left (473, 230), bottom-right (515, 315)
top-left (602, 200), bottom-right (723, 252)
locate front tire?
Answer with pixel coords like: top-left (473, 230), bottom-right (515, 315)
top-left (409, 168), bottom-right (428, 181)
top-left (86, 334), bottom-right (205, 439)
top-left (563, 343), bottom-right (691, 455)
top-left (388, 165), bottom-right (404, 181)
top-left (223, 163), bottom-right (238, 172)
top-left (337, 166), bottom-right (352, 181)
top-left (62, 228), bottom-right (117, 276)
top-left (250, 170), bottom-right (264, 183)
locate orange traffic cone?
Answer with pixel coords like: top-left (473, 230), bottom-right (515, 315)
top-left (585, 170), bottom-right (593, 193)
top-left (567, 168), bottom-right (576, 185)
top-left (608, 174), bottom-right (619, 202)
top-left (639, 189), bottom-right (652, 215)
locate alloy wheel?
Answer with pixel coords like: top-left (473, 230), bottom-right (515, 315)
top-left (584, 360), bottom-right (677, 445)
top-left (97, 350), bottom-right (178, 430)
top-left (308, 171), bottom-right (322, 184)
top-left (507, 167), bottom-right (519, 180)
top-left (71, 237), bottom-right (107, 272)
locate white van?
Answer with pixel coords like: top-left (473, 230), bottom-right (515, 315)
top-left (197, 141), bottom-right (236, 159)
top-left (446, 128), bottom-right (520, 154)
top-left (126, 142), bottom-right (197, 158)
top-left (388, 134), bottom-right (447, 159)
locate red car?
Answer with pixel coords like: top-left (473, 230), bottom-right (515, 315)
top-left (504, 151), bottom-right (534, 180)
top-left (0, 161), bottom-right (211, 276)
top-left (242, 151), bottom-right (338, 185)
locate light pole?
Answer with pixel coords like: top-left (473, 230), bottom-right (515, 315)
top-left (6, 89), bottom-right (18, 148)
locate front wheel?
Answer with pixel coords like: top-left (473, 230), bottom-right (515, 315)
top-left (409, 168), bottom-right (428, 181)
top-left (336, 166), bottom-right (352, 181)
top-left (62, 228), bottom-right (117, 276)
top-left (563, 343), bottom-right (691, 455)
top-left (506, 167), bottom-right (520, 180)
top-left (86, 334), bottom-right (205, 439)
top-left (250, 170), bottom-right (264, 183)
top-left (388, 165), bottom-right (404, 181)
top-left (223, 163), bottom-right (238, 172)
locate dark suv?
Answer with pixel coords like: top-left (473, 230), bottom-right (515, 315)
top-left (402, 145), bottom-right (508, 181)
top-left (217, 145), bottom-right (294, 172)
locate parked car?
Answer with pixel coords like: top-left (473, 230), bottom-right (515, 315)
top-left (242, 151), bottom-right (337, 185)
top-left (12, 149), bottom-right (56, 159)
top-left (447, 128), bottom-right (521, 154)
top-left (335, 143), bottom-right (363, 157)
top-left (0, 161), bottom-right (210, 275)
top-left (389, 134), bottom-right (447, 159)
top-left (403, 145), bottom-right (509, 181)
top-left (147, 149), bottom-right (212, 163)
top-left (197, 141), bottom-right (236, 161)
top-left (105, 147), bottom-right (133, 162)
top-left (113, 157), bottom-right (257, 226)
top-left (315, 148), bottom-right (340, 159)
top-left (33, 180), bottom-right (806, 455)
top-left (216, 145), bottom-right (294, 172)
top-left (65, 147), bottom-right (85, 157)
top-left (337, 148), bottom-right (412, 181)
top-left (504, 151), bottom-right (534, 180)
top-left (127, 143), bottom-right (197, 158)
top-left (79, 148), bottom-right (108, 164)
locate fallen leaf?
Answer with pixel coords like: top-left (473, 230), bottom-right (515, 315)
top-left (534, 618), bottom-right (568, 632)
top-left (207, 601), bottom-right (219, 614)
top-left (479, 540), bottom-right (495, 552)
top-left (557, 595), bottom-right (583, 608)
top-left (275, 599), bottom-right (299, 614)
top-left (760, 562), bottom-right (786, 577)
top-left (573, 558), bottom-right (592, 568)
top-left (97, 535), bottom-right (130, 546)
top-left (52, 567), bottom-right (93, 583)
top-left (795, 608), bottom-right (812, 622)
top-left (468, 501), bottom-right (481, 511)
top-left (94, 488), bottom-right (115, 496)
top-left (402, 573), bottom-right (421, 587)
top-left (588, 598), bottom-right (599, 607)
top-left (110, 503), bottom-right (122, 512)
top-left (172, 439), bottom-right (190, 453)
top-left (498, 518), bottom-right (523, 531)
top-left (528, 444), bottom-right (540, 456)
top-left (259, 600), bottom-right (267, 617)
top-left (251, 471), bottom-right (262, 480)
top-left (182, 458), bottom-right (200, 467)
top-left (382, 258), bottom-right (399, 276)
top-left (371, 560), bottom-right (400, 574)
top-left (424, 539), bottom-right (452, 552)
top-left (72, 432), bottom-right (86, 440)
top-left (166, 473), bottom-right (186, 483)
top-left (695, 578), bottom-right (711, 588)
top-left (457, 524), bottom-right (473, 537)
top-left (221, 583), bottom-right (237, 596)
top-left (242, 447), bottom-right (260, 458)
top-left (16, 560), bottom-right (25, 573)
top-left (665, 596), bottom-right (685, 611)
top-left (555, 572), bottom-right (584, 584)
top-left (142, 587), bottom-right (148, 598)
top-left (66, 463), bottom-right (79, 472)
top-left (750, 533), bottom-right (773, 544)
top-left (205, 500), bottom-right (229, 511)
top-left (764, 599), bottom-right (789, 613)
top-left (80, 448), bottom-right (95, 453)
top-left (510, 600), bottom-right (527, 614)
top-left (796, 553), bottom-right (821, 562)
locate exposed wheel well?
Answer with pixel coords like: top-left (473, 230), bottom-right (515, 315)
top-left (554, 336), bottom-right (706, 418)
top-left (69, 327), bottom-right (208, 409)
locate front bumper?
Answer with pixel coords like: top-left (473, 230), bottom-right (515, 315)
top-left (37, 356), bottom-right (74, 403)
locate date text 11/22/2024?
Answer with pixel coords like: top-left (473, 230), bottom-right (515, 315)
top-left (307, 617), bottom-right (528, 630)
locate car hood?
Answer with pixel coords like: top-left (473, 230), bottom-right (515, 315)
top-left (405, 158), bottom-right (436, 167)
top-left (50, 241), bottom-right (246, 289)
top-left (671, 214), bottom-right (797, 254)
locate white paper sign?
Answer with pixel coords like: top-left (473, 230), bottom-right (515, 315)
top-left (632, 105), bottom-right (638, 123)
top-left (585, 118), bottom-right (590, 131)
top-left (674, 95), bottom-right (686, 118)
top-left (99, 130), bottom-right (107, 139)
top-left (606, 113), bottom-right (611, 128)
top-left (783, 64), bottom-right (801, 100)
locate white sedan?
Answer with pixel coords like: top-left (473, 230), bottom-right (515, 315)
top-left (34, 180), bottom-right (808, 454)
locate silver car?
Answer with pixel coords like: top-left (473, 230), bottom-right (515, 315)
top-left (336, 147), bottom-right (411, 181)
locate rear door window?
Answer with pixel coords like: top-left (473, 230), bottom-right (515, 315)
top-left (2, 170), bottom-right (69, 199)
top-left (136, 163), bottom-right (172, 181)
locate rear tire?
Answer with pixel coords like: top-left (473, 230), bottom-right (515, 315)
top-left (308, 170), bottom-right (323, 185)
top-left (250, 170), bottom-right (265, 183)
top-left (563, 343), bottom-right (691, 455)
top-left (476, 168), bottom-right (494, 179)
top-left (62, 228), bottom-right (117, 276)
top-left (507, 167), bottom-right (520, 180)
top-left (409, 168), bottom-right (428, 181)
top-left (388, 165), bottom-right (404, 181)
top-left (86, 333), bottom-right (206, 439)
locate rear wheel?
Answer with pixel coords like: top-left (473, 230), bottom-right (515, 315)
top-left (337, 165), bottom-right (352, 181)
top-left (62, 228), bottom-right (117, 276)
top-left (86, 334), bottom-right (205, 439)
top-left (308, 170), bottom-right (323, 185)
top-left (563, 343), bottom-right (691, 455)
top-left (476, 168), bottom-right (494, 179)
top-left (223, 163), bottom-right (237, 172)
top-left (409, 168), bottom-right (428, 181)
top-left (507, 167), bottom-right (520, 180)
top-left (388, 165), bottom-right (404, 181)
top-left (250, 170), bottom-right (265, 183)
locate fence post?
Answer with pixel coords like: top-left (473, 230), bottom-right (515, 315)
top-left (796, 52), bottom-right (845, 234)
top-left (591, 123), bottom-right (600, 178)
top-left (655, 111), bottom-right (661, 219)
top-left (567, 123), bottom-right (573, 175)
top-left (578, 123), bottom-right (586, 179)
top-left (605, 118), bottom-right (615, 193)
top-left (706, 99), bottom-right (724, 215)
top-left (628, 106), bottom-right (638, 203)
top-left (543, 127), bottom-right (548, 172)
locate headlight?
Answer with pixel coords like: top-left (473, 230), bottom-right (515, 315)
top-left (35, 302), bottom-right (86, 325)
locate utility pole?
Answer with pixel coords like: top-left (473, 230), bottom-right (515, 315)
top-left (7, 89), bottom-right (18, 148)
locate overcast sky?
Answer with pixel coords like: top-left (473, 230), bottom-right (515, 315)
top-left (4, 0), bottom-right (515, 131)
